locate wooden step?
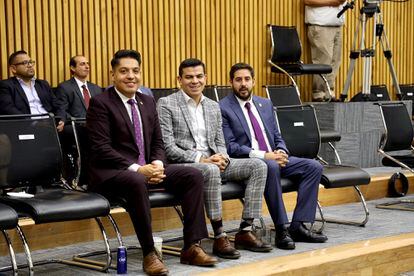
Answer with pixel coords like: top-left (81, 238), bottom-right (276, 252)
top-left (199, 232), bottom-right (414, 276)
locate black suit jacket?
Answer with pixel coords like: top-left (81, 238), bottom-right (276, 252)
top-left (86, 87), bottom-right (167, 188)
top-left (56, 77), bottom-right (102, 120)
top-left (0, 77), bottom-right (65, 119)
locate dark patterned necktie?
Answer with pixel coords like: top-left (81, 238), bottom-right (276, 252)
top-left (127, 99), bottom-right (146, 165)
top-left (245, 102), bottom-right (268, 152)
top-left (81, 84), bottom-right (90, 108)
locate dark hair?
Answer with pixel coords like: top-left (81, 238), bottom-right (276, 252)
top-left (8, 50), bottom-right (28, 66)
top-left (178, 58), bottom-right (205, 77)
top-left (111, 50), bottom-right (142, 69)
top-left (229, 63), bottom-right (255, 80)
top-left (69, 55), bottom-right (81, 68)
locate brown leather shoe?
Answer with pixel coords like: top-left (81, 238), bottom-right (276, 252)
top-left (143, 251), bottom-right (169, 276)
top-left (235, 231), bottom-right (273, 252)
top-left (212, 236), bottom-right (241, 259)
top-left (180, 243), bottom-right (218, 266)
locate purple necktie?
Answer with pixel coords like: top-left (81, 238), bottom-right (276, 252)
top-left (127, 99), bottom-right (146, 165)
top-left (245, 102), bottom-right (269, 152)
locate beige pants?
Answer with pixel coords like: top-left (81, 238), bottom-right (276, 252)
top-left (307, 25), bottom-right (342, 100)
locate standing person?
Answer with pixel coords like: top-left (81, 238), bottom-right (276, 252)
top-left (157, 58), bottom-right (272, 259)
top-left (220, 63), bottom-right (327, 250)
top-left (304, 0), bottom-right (346, 101)
top-left (56, 55), bottom-right (102, 120)
top-left (0, 50), bottom-right (65, 131)
top-left (87, 50), bottom-right (217, 276)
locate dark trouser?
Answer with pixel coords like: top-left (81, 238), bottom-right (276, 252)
top-left (263, 156), bottom-right (323, 225)
top-left (92, 165), bottom-right (208, 252)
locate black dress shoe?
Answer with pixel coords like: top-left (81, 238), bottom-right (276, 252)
top-left (289, 224), bottom-right (328, 243)
top-left (275, 226), bottom-right (295, 250)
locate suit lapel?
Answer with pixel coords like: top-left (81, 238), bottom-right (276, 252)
top-left (71, 78), bottom-right (87, 109)
top-left (109, 89), bottom-right (137, 149)
top-left (201, 99), bottom-right (213, 145)
top-left (229, 94), bottom-right (252, 143)
top-left (11, 77), bottom-right (30, 109)
top-left (177, 92), bottom-right (197, 140)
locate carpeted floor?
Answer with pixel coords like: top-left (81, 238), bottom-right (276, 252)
top-left (1, 193), bottom-right (414, 275)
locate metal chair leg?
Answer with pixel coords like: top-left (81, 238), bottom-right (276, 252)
top-left (0, 229), bottom-right (18, 276)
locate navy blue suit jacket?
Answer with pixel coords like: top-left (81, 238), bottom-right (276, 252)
top-left (0, 77), bottom-right (65, 120)
top-left (219, 93), bottom-right (288, 158)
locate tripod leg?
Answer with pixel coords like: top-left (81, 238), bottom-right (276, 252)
top-left (341, 13), bottom-right (364, 100)
top-left (377, 13), bottom-right (402, 98)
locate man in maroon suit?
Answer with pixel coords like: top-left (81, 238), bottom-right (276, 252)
top-left (86, 49), bottom-right (217, 276)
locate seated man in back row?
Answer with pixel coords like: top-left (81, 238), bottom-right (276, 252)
top-left (157, 58), bottom-right (272, 259)
top-left (220, 63), bottom-right (327, 250)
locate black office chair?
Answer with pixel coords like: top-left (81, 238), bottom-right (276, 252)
top-left (216, 85), bottom-right (233, 101)
top-left (0, 203), bottom-right (18, 275)
top-left (264, 84), bottom-right (342, 164)
top-left (378, 102), bottom-right (414, 170)
top-left (151, 87), bottom-right (179, 102)
top-left (203, 85), bottom-right (219, 101)
top-left (267, 25), bottom-right (333, 99)
top-left (350, 84), bottom-right (391, 102)
top-left (398, 84), bottom-right (414, 116)
top-left (275, 105), bottom-right (371, 228)
top-left (0, 114), bottom-right (112, 274)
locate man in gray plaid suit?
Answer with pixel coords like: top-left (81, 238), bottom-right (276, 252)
top-left (157, 58), bottom-right (272, 259)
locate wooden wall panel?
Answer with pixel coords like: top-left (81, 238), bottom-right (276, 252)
top-left (0, 0), bottom-right (413, 101)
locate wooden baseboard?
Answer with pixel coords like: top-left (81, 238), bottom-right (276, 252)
top-left (1, 172), bottom-right (413, 255)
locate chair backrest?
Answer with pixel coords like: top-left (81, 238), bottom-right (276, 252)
top-left (264, 85), bottom-right (302, 107)
top-left (203, 85), bottom-right (218, 101)
top-left (216, 85), bottom-right (233, 101)
top-left (378, 102), bottom-right (413, 152)
top-left (399, 84), bottom-right (414, 115)
top-left (370, 84), bottom-right (391, 101)
top-left (151, 88), bottom-right (179, 102)
top-left (275, 105), bottom-right (320, 159)
top-left (269, 25), bottom-right (302, 64)
top-left (0, 114), bottom-right (62, 189)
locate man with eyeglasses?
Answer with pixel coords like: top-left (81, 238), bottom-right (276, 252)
top-left (0, 50), bottom-right (65, 131)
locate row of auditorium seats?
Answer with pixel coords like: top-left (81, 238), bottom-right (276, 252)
top-left (1, 89), bottom-right (412, 274)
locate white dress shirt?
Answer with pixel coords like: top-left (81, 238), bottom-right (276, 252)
top-left (74, 77), bottom-right (90, 100)
top-left (17, 77), bottom-right (48, 115)
top-left (181, 90), bottom-right (212, 162)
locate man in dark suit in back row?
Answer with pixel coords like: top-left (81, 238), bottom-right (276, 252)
top-left (86, 49), bottom-right (217, 276)
top-left (0, 50), bottom-right (65, 131)
top-left (56, 55), bottom-right (102, 120)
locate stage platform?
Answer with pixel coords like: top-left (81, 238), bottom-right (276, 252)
top-left (1, 167), bottom-right (414, 275)
top-left (1, 189), bottom-right (414, 275)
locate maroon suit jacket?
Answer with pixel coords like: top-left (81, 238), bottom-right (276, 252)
top-left (86, 87), bottom-right (166, 188)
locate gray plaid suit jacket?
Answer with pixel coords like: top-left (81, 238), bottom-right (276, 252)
top-left (157, 90), bottom-right (228, 163)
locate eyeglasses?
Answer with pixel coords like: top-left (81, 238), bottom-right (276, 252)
top-left (13, 60), bottom-right (36, 66)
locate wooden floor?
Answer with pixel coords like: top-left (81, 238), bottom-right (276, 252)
top-left (200, 232), bottom-right (414, 276)
top-left (1, 170), bottom-right (414, 257)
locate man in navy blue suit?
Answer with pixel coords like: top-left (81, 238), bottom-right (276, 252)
top-left (219, 63), bottom-right (327, 249)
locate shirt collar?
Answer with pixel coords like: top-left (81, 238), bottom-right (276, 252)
top-left (16, 77), bottom-right (36, 86)
top-left (74, 77), bottom-right (87, 88)
top-left (180, 90), bottom-right (205, 105)
top-left (235, 94), bottom-right (253, 108)
top-left (114, 87), bottom-right (135, 104)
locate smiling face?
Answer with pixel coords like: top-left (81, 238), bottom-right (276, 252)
top-left (111, 57), bottom-right (141, 98)
top-left (177, 65), bottom-right (206, 103)
top-left (230, 68), bottom-right (255, 101)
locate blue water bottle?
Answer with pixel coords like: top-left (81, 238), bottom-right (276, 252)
top-left (117, 246), bottom-right (127, 274)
